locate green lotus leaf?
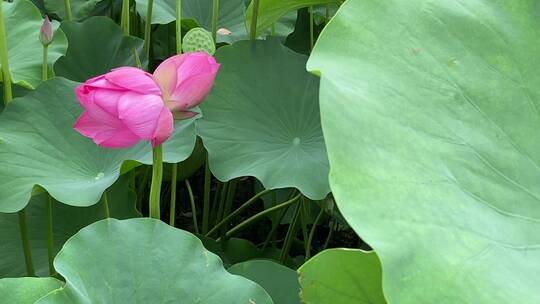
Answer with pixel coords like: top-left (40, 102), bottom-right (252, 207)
top-left (35, 218), bottom-right (273, 303)
top-left (0, 176), bottom-right (139, 277)
top-left (245, 0), bottom-right (339, 37)
top-left (308, 0), bottom-right (540, 302)
top-left (298, 249), bottom-right (385, 304)
top-left (44, 0), bottom-right (103, 20)
top-left (229, 260), bottom-right (301, 304)
top-left (135, 0), bottom-right (247, 43)
top-left (2, 0), bottom-right (67, 89)
top-left (197, 40), bottom-right (329, 200)
top-left (54, 16), bottom-right (147, 82)
top-left (0, 277), bottom-right (63, 304)
top-left (0, 77), bottom-right (196, 213)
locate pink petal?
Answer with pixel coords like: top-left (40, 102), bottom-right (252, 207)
top-left (84, 75), bottom-right (124, 90)
top-left (152, 58), bottom-right (179, 102)
top-left (92, 89), bottom-right (125, 116)
top-left (117, 92), bottom-right (168, 140)
top-left (74, 112), bottom-right (141, 148)
top-left (83, 92), bottom-right (125, 129)
top-left (105, 67), bottom-right (161, 95)
top-left (168, 72), bottom-right (217, 110)
top-left (151, 107), bottom-right (174, 147)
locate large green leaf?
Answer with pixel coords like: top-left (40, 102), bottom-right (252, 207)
top-left (298, 249), bottom-right (385, 304)
top-left (245, 0), bottom-right (338, 37)
top-left (197, 40), bottom-right (329, 200)
top-left (54, 16), bottom-right (147, 82)
top-left (135, 0), bottom-right (247, 43)
top-left (35, 218), bottom-right (273, 303)
top-left (0, 78), bottom-right (196, 213)
top-left (2, 0), bottom-right (67, 89)
top-left (44, 0), bottom-right (104, 20)
top-left (308, 0), bottom-right (540, 302)
top-left (0, 176), bottom-right (139, 277)
top-left (0, 277), bottom-right (63, 304)
top-left (229, 260), bottom-right (301, 304)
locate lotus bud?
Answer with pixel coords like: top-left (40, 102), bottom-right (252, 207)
top-left (39, 16), bottom-right (53, 46)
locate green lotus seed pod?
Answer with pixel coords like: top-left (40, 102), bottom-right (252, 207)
top-left (182, 27), bottom-right (216, 55)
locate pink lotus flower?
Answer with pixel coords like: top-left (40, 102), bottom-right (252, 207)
top-left (74, 52), bottom-right (219, 148)
top-left (39, 16), bottom-right (53, 46)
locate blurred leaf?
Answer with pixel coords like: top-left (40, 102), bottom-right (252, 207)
top-left (245, 0), bottom-right (339, 37)
top-left (0, 78), bottom-right (196, 213)
top-left (54, 16), bottom-right (147, 82)
top-left (0, 277), bottom-right (63, 304)
top-left (0, 175), bottom-right (139, 277)
top-left (44, 0), bottom-right (104, 20)
top-left (229, 260), bottom-right (301, 304)
top-left (197, 40), bottom-right (330, 200)
top-left (298, 249), bottom-right (385, 303)
top-left (2, 0), bottom-right (67, 89)
top-left (35, 218), bottom-right (273, 303)
top-left (135, 0), bottom-right (247, 43)
top-left (308, 0), bottom-right (540, 302)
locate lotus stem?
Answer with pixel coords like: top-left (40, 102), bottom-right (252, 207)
top-left (101, 191), bottom-right (110, 218)
top-left (280, 199), bottom-right (302, 263)
top-left (185, 179), bottom-right (198, 233)
top-left (309, 6), bottom-right (314, 50)
top-left (169, 164), bottom-right (177, 226)
top-left (0, 3), bottom-right (12, 105)
top-left (176, 0), bottom-right (182, 53)
top-left (121, 0), bottom-right (130, 35)
top-left (249, 0), bottom-right (260, 40)
top-left (218, 193), bottom-right (301, 241)
top-left (18, 209), bottom-right (35, 276)
top-left (202, 155), bottom-right (211, 233)
top-left (42, 45), bottom-right (48, 81)
top-left (143, 0), bottom-right (154, 58)
top-left (64, 0), bottom-right (73, 21)
top-left (206, 189), bottom-right (272, 237)
top-left (149, 145), bottom-right (163, 219)
top-left (305, 205), bottom-right (324, 259)
top-left (211, 0), bottom-right (219, 42)
top-left (46, 195), bottom-right (55, 275)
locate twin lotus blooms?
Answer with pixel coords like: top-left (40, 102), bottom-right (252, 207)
top-left (73, 52), bottom-right (220, 148)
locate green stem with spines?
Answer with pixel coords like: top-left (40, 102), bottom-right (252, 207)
top-left (309, 6), bottom-right (314, 50)
top-left (101, 191), bottom-right (110, 218)
top-left (206, 189), bottom-right (272, 237)
top-left (143, 0), bottom-right (154, 58)
top-left (202, 155), bottom-right (211, 234)
top-left (306, 205), bottom-right (324, 259)
top-left (18, 210), bottom-right (35, 276)
top-left (149, 145), bottom-right (163, 219)
top-left (46, 195), bottom-right (55, 275)
top-left (211, 0), bottom-right (219, 42)
top-left (218, 193), bottom-right (301, 241)
top-left (64, 0), bottom-right (73, 21)
top-left (249, 0), bottom-right (260, 40)
top-left (185, 179), bottom-right (199, 233)
top-left (121, 0), bottom-right (130, 35)
top-left (280, 199), bottom-right (302, 263)
top-left (0, 3), bottom-right (12, 105)
top-left (176, 0), bottom-right (182, 53)
top-left (169, 164), bottom-right (178, 226)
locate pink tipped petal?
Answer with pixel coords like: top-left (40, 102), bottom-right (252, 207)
top-left (92, 89), bottom-right (126, 116)
top-left (117, 92), bottom-right (167, 140)
top-left (168, 72), bottom-right (217, 110)
top-left (73, 112), bottom-right (104, 139)
top-left (105, 67), bottom-right (161, 95)
top-left (95, 128), bottom-right (142, 148)
top-left (152, 59), bottom-right (178, 101)
top-left (75, 85), bottom-right (92, 107)
top-left (151, 107), bottom-right (174, 147)
top-left (73, 112), bottom-right (141, 148)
